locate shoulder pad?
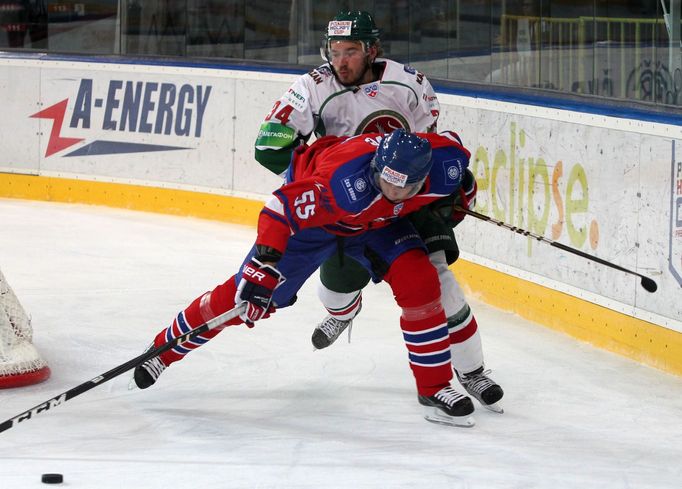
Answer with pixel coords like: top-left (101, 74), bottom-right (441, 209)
top-left (428, 146), bottom-right (469, 195)
top-left (317, 138), bottom-right (379, 212)
top-left (330, 163), bottom-right (376, 212)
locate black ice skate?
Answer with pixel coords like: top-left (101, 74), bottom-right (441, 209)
top-left (456, 366), bottom-right (504, 413)
top-left (130, 346), bottom-right (167, 389)
top-left (418, 386), bottom-right (475, 427)
top-left (311, 315), bottom-right (353, 349)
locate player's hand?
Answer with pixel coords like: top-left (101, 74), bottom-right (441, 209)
top-left (452, 169), bottom-right (477, 223)
top-left (235, 257), bottom-right (285, 326)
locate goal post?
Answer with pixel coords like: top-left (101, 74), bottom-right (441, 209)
top-left (0, 269), bottom-right (50, 388)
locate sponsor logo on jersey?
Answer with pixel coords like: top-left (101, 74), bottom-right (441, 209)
top-left (363, 83), bottom-right (379, 98)
top-left (285, 87), bottom-right (307, 111)
top-left (29, 78), bottom-right (211, 157)
top-left (354, 178), bottom-right (367, 192)
top-left (258, 129), bottom-right (295, 140)
top-left (355, 110), bottom-right (410, 135)
top-left (256, 122), bottom-right (296, 148)
top-left (393, 203), bottom-right (404, 215)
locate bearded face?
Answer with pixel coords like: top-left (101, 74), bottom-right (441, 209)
top-left (328, 40), bottom-right (376, 86)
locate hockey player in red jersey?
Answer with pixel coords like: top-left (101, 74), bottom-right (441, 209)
top-left (134, 129), bottom-right (479, 426)
top-left (255, 10), bottom-right (503, 413)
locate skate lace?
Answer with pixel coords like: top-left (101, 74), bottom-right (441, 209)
top-left (143, 356), bottom-right (166, 380)
top-left (460, 369), bottom-right (495, 394)
top-left (318, 317), bottom-right (352, 342)
top-left (434, 386), bottom-right (466, 407)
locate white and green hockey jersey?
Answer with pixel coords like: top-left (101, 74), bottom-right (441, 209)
top-left (254, 58), bottom-right (440, 174)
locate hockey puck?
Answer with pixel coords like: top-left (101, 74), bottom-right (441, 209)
top-left (41, 473), bottom-right (63, 484)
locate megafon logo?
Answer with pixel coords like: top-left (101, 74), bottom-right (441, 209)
top-left (30, 79), bottom-right (212, 157)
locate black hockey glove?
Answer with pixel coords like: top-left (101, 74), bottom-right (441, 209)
top-left (451, 169), bottom-right (477, 224)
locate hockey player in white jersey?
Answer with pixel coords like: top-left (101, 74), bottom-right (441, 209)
top-left (254, 10), bottom-right (504, 412)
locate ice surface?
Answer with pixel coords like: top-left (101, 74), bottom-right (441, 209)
top-left (0, 199), bottom-right (680, 489)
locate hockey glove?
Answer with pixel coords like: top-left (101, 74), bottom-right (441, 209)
top-left (235, 257), bottom-right (285, 326)
top-left (451, 168), bottom-right (477, 224)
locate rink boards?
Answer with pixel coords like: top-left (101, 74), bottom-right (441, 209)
top-left (0, 52), bottom-right (680, 376)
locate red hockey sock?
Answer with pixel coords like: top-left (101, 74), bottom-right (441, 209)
top-left (154, 275), bottom-right (245, 366)
top-left (384, 250), bottom-right (453, 396)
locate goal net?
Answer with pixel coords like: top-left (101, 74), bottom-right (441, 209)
top-left (0, 269), bottom-right (50, 388)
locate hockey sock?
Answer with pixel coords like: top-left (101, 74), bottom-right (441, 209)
top-left (384, 250), bottom-right (453, 397)
top-left (153, 275), bottom-right (244, 366)
top-left (447, 304), bottom-right (484, 374)
top-left (317, 286), bottom-right (362, 321)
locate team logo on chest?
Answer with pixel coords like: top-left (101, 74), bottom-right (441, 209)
top-left (355, 110), bottom-right (410, 135)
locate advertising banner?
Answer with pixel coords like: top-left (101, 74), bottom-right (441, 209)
top-left (1, 55), bottom-right (680, 331)
top-left (439, 96), bottom-right (682, 329)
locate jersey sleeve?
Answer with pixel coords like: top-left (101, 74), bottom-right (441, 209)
top-left (254, 74), bottom-right (319, 175)
top-left (421, 132), bottom-right (472, 225)
top-left (412, 73), bottom-right (440, 133)
top-left (255, 177), bottom-right (342, 253)
top-left (394, 62), bottom-right (441, 133)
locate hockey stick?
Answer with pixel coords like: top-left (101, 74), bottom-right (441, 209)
top-left (0, 303), bottom-right (246, 434)
top-left (456, 206), bottom-right (658, 293)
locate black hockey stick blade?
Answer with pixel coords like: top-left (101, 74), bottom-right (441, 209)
top-left (456, 206), bottom-right (658, 293)
top-left (0, 303), bottom-right (246, 435)
top-left (640, 277), bottom-right (658, 293)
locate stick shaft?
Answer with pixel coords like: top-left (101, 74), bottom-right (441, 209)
top-left (458, 206), bottom-right (652, 281)
top-left (0, 303), bottom-right (245, 434)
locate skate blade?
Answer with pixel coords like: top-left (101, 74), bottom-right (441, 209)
top-left (482, 402), bottom-right (504, 414)
top-left (423, 407), bottom-right (476, 428)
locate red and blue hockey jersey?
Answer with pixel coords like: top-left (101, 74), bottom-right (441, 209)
top-left (256, 131), bottom-right (471, 254)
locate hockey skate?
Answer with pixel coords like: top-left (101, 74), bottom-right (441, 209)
top-left (311, 315), bottom-right (353, 349)
top-left (418, 386), bottom-right (475, 427)
top-left (456, 367), bottom-right (504, 413)
top-left (129, 345), bottom-right (167, 390)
